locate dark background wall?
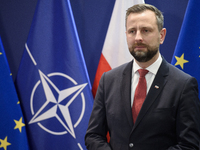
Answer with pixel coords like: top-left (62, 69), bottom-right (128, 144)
top-left (0, 0), bottom-right (189, 85)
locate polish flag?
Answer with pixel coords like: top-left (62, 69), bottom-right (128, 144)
top-left (92, 0), bottom-right (145, 97)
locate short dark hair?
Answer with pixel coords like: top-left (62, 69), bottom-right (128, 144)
top-left (126, 4), bottom-right (164, 31)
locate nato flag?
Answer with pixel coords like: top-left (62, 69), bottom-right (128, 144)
top-left (15, 0), bottom-right (93, 149)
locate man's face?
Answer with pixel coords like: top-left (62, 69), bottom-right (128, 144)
top-left (126, 10), bottom-right (166, 62)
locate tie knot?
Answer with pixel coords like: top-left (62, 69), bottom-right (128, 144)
top-left (138, 69), bottom-right (148, 77)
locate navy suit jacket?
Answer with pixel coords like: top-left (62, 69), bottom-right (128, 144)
top-left (85, 58), bottom-right (200, 150)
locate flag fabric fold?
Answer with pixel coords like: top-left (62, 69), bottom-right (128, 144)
top-left (171, 0), bottom-right (200, 98)
top-left (92, 0), bottom-right (145, 97)
top-left (15, 0), bottom-right (93, 149)
top-left (0, 38), bottom-right (30, 150)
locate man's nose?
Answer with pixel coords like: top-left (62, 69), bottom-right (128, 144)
top-left (135, 31), bottom-right (143, 42)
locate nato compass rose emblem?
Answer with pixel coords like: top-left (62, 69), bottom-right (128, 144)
top-left (25, 44), bottom-right (87, 150)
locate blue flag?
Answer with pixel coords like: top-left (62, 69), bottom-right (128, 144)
top-left (15, 0), bottom-right (94, 150)
top-left (171, 0), bottom-right (200, 98)
top-left (0, 38), bottom-right (30, 150)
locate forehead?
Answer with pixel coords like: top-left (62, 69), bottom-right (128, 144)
top-left (126, 10), bottom-right (157, 28)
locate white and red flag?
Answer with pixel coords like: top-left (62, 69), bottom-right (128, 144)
top-left (92, 0), bottom-right (145, 97)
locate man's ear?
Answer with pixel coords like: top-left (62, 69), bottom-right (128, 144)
top-left (160, 28), bottom-right (166, 44)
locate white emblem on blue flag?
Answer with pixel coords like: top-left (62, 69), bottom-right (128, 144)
top-left (26, 43), bottom-right (86, 149)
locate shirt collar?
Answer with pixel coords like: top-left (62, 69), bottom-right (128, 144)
top-left (133, 53), bottom-right (162, 75)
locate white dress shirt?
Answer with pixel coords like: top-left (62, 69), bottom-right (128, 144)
top-left (131, 54), bottom-right (162, 106)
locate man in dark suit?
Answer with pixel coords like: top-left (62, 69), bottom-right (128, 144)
top-left (85, 4), bottom-right (200, 150)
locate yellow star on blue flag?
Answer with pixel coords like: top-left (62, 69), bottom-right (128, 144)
top-left (14, 117), bottom-right (25, 133)
top-left (0, 136), bottom-right (11, 150)
top-left (174, 53), bottom-right (189, 69)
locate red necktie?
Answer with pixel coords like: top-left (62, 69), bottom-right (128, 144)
top-left (132, 69), bottom-right (149, 123)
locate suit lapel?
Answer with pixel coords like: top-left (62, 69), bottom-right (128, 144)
top-left (132, 58), bottom-right (169, 130)
top-left (121, 61), bottom-right (133, 127)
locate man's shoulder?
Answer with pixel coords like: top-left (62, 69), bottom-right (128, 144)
top-left (159, 58), bottom-right (192, 79)
top-left (106, 61), bottom-right (133, 74)
top-left (167, 62), bottom-right (192, 79)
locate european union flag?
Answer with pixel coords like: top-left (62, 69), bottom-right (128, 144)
top-left (171, 0), bottom-right (200, 98)
top-left (0, 38), bottom-right (29, 150)
top-left (15, 0), bottom-right (93, 150)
